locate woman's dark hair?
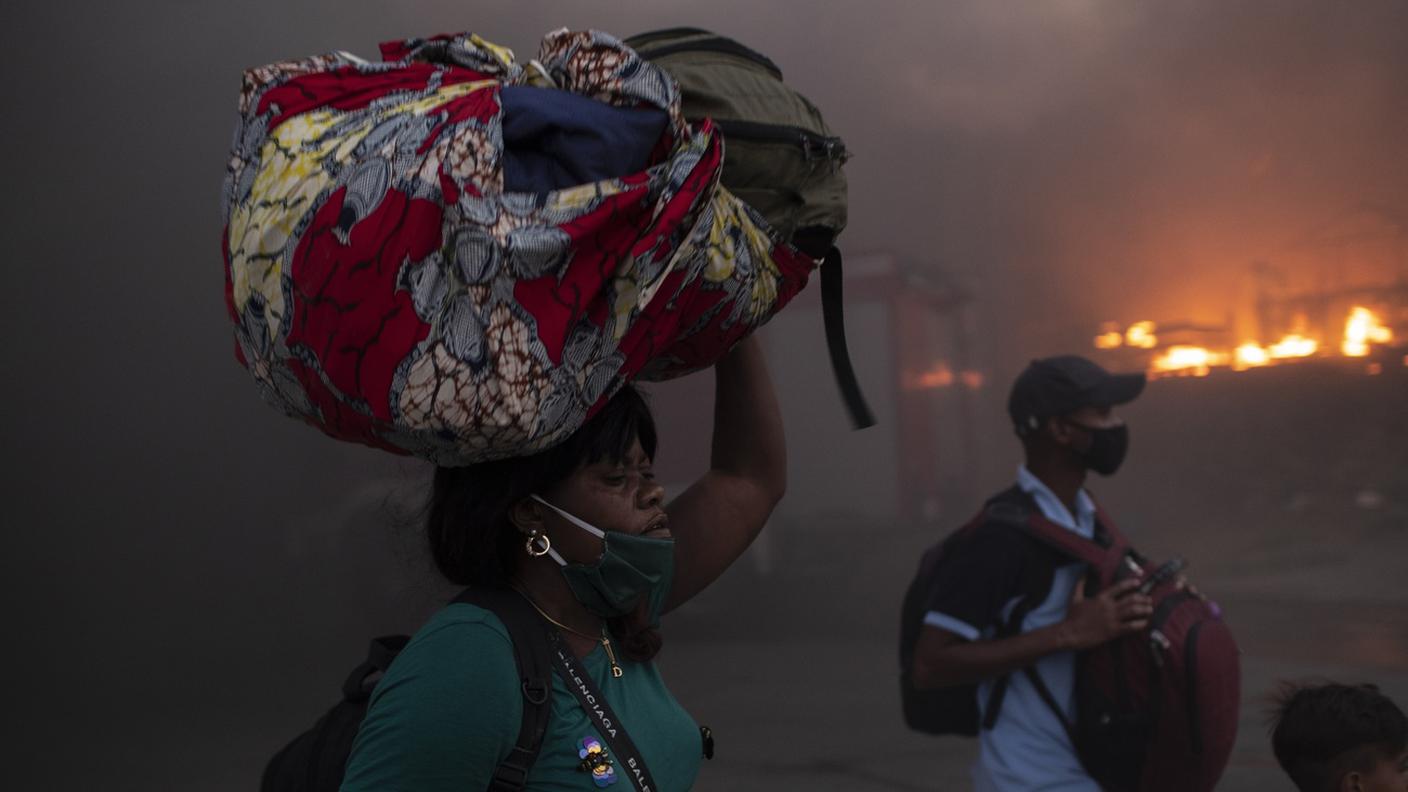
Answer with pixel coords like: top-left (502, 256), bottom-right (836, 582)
top-left (427, 385), bottom-right (661, 659)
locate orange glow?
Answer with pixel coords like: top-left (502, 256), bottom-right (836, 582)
top-left (1151, 346), bottom-right (1227, 378)
top-left (905, 363), bottom-right (986, 391)
top-left (1342, 306), bottom-right (1393, 357)
top-left (1268, 334), bottom-right (1318, 359)
top-left (1125, 321), bottom-right (1158, 349)
top-left (1233, 343), bottom-right (1271, 370)
top-left (905, 362), bottom-right (954, 390)
top-left (1093, 306), bottom-right (1398, 379)
top-left (1095, 321), bottom-right (1123, 349)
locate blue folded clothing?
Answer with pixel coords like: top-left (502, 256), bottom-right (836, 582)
top-left (500, 85), bottom-right (669, 194)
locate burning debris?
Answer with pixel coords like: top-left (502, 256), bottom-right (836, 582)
top-left (1095, 306), bottom-right (1398, 379)
top-left (1342, 306), bottom-right (1393, 358)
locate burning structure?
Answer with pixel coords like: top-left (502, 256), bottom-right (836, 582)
top-left (1090, 213), bottom-right (1408, 379)
top-left (1094, 301), bottom-right (1399, 378)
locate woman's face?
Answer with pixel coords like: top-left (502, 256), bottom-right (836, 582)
top-left (538, 436), bottom-right (668, 564)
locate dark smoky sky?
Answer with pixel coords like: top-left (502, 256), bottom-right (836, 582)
top-left (2, 0), bottom-right (1405, 785)
top-left (8, 0), bottom-right (1404, 531)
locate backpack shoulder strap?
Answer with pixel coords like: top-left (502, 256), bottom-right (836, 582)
top-left (1089, 497), bottom-right (1131, 548)
top-left (453, 588), bottom-right (553, 792)
top-left (341, 635), bottom-right (412, 702)
top-left (820, 247), bottom-right (876, 429)
top-left (984, 484), bottom-right (1119, 571)
top-left (1019, 510), bottom-right (1110, 568)
top-left (1023, 665), bottom-right (1078, 742)
top-left (962, 488), bottom-right (1039, 731)
top-left (980, 485), bottom-right (1032, 528)
top-left (978, 594), bottom-right (1042, 731)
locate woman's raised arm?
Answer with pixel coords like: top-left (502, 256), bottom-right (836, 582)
top-left (663, 336), bottom-right (786, 611)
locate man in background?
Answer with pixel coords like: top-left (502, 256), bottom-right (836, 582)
top-left (908, 355), bottom-right (1154, 790)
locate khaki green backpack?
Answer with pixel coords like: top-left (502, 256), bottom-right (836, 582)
top-left (626, 28), bottom-right (871, 427)
top-left (624, 27), bottom-right (848, 251)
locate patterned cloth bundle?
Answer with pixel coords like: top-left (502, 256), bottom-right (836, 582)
top-left (222, 30), bottom-right (816, 464)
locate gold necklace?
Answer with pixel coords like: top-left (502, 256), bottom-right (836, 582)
top-left (515, 589), bottom-right (624, 678)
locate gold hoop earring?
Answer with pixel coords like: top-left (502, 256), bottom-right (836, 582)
top-left (525, 531), bottom-right (552, 557)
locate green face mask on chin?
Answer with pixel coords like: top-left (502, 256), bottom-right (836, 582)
top-left (531, 495), bottom-right (676, 626)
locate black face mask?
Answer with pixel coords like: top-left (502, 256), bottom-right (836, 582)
top-left (1070, 422), bottom-right (1129, 476)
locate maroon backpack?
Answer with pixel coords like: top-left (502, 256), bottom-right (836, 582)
top-left (900, 490), bottom-right (1240, 791)
top-left (1009, 499), bottom-right (1242, 792)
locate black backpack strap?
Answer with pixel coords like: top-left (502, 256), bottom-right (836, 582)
top-left (975, 488), bottom-right (1061, 732)
top-left (549, 631), bottom-right (661, 792)
top-left (982, 489), bottom-right (1032, 529)
top-left (1023, 665), bottom-right (1078, 744)
top-left (341, 635), bottom-right (410, 702)
top-left (979, 595), bottom-right (1040, 730)
top-left (975, 488), bottom-right (1086, 740)
top-left (453, 588), bottom-right (553, 792)
top-left (820, 247), bottom-right (876, 429)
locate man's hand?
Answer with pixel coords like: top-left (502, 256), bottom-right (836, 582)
top-left (1059, 578), bottom-right (1153, 650)
top-left (1174, 574), bottom-right (1204, 599)
top-left (914, 576), bottom-right (1152, 689)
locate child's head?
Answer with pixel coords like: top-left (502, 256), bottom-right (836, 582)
top-left (1269, 681), bottom-right (1408, 792)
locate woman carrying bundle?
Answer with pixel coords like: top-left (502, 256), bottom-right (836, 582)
top-left (341, 336), bottom-right (785, 791)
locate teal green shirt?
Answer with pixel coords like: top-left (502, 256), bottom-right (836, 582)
top-left (341, 603), bottom-right (701, 791)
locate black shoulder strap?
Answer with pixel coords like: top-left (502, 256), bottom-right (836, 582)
top-left (453, 588), bottom-right (553, 792)
top-left (975, 487), bottom-right (1063, 732)
top-left (549, 631), bottom-right (661, 792)
top-left (820, 247), bottom-right (876, 430)
top-left (981, 485), bottom-right (1033, 528)
top-left (979, 595), bottom-right (1039, 730)
top-left (973, 487), bottom-right (1093, 737)
top-left (341, 635), bottom-right (410, 702)
top-left (1024, 665), bottom-right (1078, 744)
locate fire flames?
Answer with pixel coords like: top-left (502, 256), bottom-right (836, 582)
top-left (1125, 321), bottom-right (1158, 349)
top-left (1094, 306), bottom-right (1396, 378)
top-left (1150, 346), bottom-right (1225, 377)
top-left (1094, 322), bottom-right (1123, 350)
top-left (1267, 334), bottom-right (1319, 360)
top-left (1342, 306), bottom-right (1393, 357)
top-left (1233, 343), bottom-right (1270, 370)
